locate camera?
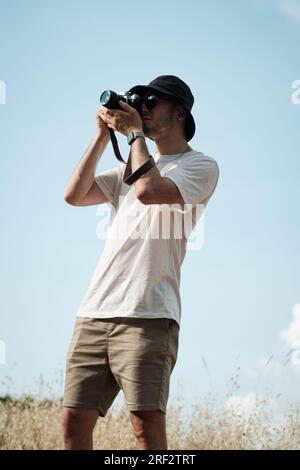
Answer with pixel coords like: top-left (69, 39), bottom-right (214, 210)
top-left (100, 90), bottom-right (143, 114)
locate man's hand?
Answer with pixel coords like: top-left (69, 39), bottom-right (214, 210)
top-left (96, 110), bottom-right (111, 138)
top-left (98, 101), bottom-right (143, 137)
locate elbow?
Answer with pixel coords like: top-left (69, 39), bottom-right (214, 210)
top-left (64, 193), bottom-right (79, 206)
top-left (136, 187), bottom-right (152, 205)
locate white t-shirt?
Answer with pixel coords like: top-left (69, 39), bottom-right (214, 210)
top-left (76, 148), bottom-right (219, 327)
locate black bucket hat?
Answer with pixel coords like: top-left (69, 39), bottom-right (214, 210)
top-left (128, 75), bottom-right (196, 141)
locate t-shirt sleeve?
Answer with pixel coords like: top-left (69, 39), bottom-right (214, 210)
top-left (163, 155), bottom-right (220, 206)
top-left (94, 164), bottom-right (122, 204)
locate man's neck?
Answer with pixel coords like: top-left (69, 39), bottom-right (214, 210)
top-left (154, 135), bottom-right (191, 156)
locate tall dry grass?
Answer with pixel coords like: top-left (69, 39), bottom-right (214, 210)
top-left (1, 393), bottom-right (300, 450)
top-left (1, 360), bottom-right (300, 450)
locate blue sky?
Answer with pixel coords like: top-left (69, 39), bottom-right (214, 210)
top-left (0, 0), bottom-right (299, 415)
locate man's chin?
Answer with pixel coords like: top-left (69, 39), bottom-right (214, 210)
top-left (142, 124), bottom-right (155, 140)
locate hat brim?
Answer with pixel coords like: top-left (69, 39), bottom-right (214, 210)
top-left (128, 84), bottom-right (196, 141)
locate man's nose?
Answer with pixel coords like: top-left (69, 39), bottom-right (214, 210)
top-left (141, 101), bottom-right (148, 113)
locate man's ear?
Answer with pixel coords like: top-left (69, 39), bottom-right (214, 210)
top-left (177, 104), bottom-right (187, 120)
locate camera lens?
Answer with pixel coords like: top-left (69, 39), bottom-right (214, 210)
top-left (100, 90), bottom-right (111, 105)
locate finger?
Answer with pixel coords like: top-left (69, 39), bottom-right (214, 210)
top-left (113, 109), bottom-right (128, 118)
top-left (119, 101), bottom-right (132, 112)
top-left (99, 113), bottom-right (111, 124)
top-left (100, 107), bottom-right (113, 117)
top-left (100, 108), bottom-right (113, 120)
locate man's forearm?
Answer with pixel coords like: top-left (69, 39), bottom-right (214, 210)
top-left (128, 136), bottom-right (162, 196)
top-left (64, 131), bottom-right (110, 203)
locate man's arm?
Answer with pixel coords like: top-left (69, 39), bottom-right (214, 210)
top-left (129, 138), bottom-right (220, 208)
top-left (98, 101), bottom-right (184, 205)
top-left (64, 130), bottom-right (111, 206)
top-left (129, 136), bottom-right (185, 206)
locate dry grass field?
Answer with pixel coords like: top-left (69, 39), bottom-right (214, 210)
top-left (1, 392), bottom-right (300, 450)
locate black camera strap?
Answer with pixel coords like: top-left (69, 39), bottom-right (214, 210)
top-left (108, 128), bottom-right (155, 186)
top-left (109, 128), bottom-right (126, 164)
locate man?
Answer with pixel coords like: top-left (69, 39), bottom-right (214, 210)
top-left (62, 75), bottom-right (219, 450)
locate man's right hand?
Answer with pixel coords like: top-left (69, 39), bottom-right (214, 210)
top-left (64, 114), bottom-right (111, 206)
top-left (96, 109), bottom-right (111, 138)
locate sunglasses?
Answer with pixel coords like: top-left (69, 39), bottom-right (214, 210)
top-left (141, 94), bottom-right (178, 111)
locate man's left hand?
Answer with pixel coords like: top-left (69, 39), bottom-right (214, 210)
top-left (99, 101), bottom-right (143, 137)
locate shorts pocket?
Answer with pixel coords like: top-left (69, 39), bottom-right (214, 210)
top-left (67, 316), bottom-right (86, 358)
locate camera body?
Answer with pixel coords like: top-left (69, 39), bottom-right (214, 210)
top-left (100, 90), bottom-right (143, 115)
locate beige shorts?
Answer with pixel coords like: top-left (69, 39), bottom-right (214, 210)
top-left (63, 316), bottom-right (179, 417)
